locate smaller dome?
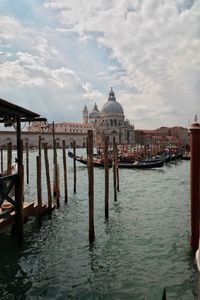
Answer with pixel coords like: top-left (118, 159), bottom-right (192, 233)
top-left (89, 103), bottom-right (100, 119)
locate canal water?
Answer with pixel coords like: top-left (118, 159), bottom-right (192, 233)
top-left (0, 149), bottom-right (197, 299)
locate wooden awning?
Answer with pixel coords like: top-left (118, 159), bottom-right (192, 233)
top-left (0, 98), bottom-right (47, 123)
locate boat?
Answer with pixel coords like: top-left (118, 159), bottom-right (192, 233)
top-left (68, 151), bottom-right (164, 169)
top-left (182, 153), bottom-right (190, 160)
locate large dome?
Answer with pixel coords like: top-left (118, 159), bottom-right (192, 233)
top-left (101, 88), bottom-right (124, 114)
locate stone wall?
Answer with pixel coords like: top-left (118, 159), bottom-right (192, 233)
top-left (0, 131), bottom-right (88, 149)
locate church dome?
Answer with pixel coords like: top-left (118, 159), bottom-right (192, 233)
top-left (89, 103), bottom-right (100, 119)
top-left (101, 88), bottom-right (124, 114)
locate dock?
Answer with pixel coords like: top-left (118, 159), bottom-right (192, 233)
top-left (0, 200), bottom-right (56, 233)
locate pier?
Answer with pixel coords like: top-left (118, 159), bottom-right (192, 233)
top-left (0, 98), bottom-right (53, 239)
top-left (0, 98), bottom-right (197, 299)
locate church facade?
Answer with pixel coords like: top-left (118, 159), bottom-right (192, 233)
top-left (83, 88), bottom-right (135, 145)
top-left (26, 88), bottom-right (135, 147)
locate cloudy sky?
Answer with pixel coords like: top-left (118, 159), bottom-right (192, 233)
top-left (0, 0), bottom-right (200, 129)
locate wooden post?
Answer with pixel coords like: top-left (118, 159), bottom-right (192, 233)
top-left (189, 119), bottom-right (200, 251)
top-left (38, 135), bottom-right (41, 157)
top-left (53, 138), bottom-right (56, 197)
top-left (73, 140), bottom-right (76, 194)
top-left (36, 155), bottom-right (42, 217)
top-left (1, 147), bottom-right (3, 173)
top-left (113, 137), bottom-right (117, 202)
top-left (116, 147), bottom-right (119, 192)
top-left (88, 130), bottom-right (95, 243)
top-left (25, 141), bottom-right (29, 184)
top-left (43, 143), bottom-right (52, 213)
top-left (52, 121), bottom-right (56, 164)
top-left (7, 141), bottom-right (12, 175)
top-left (62, 140), bottom-right (68, 203)
top-left (104, 135), bottom-right (109, 219)
top-left (54, 141), bottom-right (60, 208)
top-left (15, 117), bottom-right (24, 242)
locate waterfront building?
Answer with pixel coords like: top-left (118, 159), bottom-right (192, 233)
top-left (135, 126), bottom-right (189, 145)
top-left (27, 88), bottom-right (135, 146)
top-left (91, 88), bottom-right (135, 145)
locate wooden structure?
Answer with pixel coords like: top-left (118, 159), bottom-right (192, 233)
top-left (189, 117), bottom-right (200, 251)
top-left (0, 98), bottom-right (46, 241)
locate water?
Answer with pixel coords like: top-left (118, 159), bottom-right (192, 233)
top-left (0, 149), bottom-right (197, 299)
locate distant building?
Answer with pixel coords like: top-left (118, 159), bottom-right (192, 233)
top-left (135, 126), bottom-right (189, 145)
top-left (28, 88), bottom-right (135, 145)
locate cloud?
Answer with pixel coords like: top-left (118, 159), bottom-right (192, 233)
top-left (0, 49), bottom-right (104, 122)
top-left (0, 0), bottom-right (199, 129)
top-left (43, 0), bottom-right (200, 128)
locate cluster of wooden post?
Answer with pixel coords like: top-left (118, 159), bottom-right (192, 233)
top-left (35, 137), bottom-right (69, 216)
top-left (0, 136), bottom-right (69, 241)
top-left (87, 131), bottom-right (120, 243)
top-left (1, 130), bottom-right (121, 245)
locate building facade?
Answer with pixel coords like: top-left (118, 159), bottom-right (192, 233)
top-left (27, 88), bottom-right (135, 146)
top-left (84, 88), bottom-right (135, 145)
top-left (135, 126), bottom-right (189, 145)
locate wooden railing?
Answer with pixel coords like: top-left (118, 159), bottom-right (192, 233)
top-left (0, 174), bottom-right (18, 217)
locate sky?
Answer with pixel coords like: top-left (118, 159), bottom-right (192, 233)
top-left (0, 0), bottom-right (200, 129)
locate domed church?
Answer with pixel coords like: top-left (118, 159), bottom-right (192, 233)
top-left (83, 88), bottom-right (134, 145)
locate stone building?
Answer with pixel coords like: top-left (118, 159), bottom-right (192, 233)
top-left (84, 88), bottom-right (135, 145)
top-left (135, 126), bottom-right (189, 145)
top-left (27, 88), bottom-right (135, 146)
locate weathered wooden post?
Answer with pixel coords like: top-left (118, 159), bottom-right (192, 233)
top-left (38, 135), bottom-right (41, 157)
top-left (88, 130), bottom-right (95, 243)
top-left (7, 141), bottom-right (12, 175)
top-left (54, 142), bottom-right (60, 208)
top-left (25, 141), bottom-right (29, 184)
top-left (112, 137), bottom-right (117, 202)
top-left (116, 147), bottom-right (119, 192)
top-left (43, 143), bottom-right (52, 213)
top-left (36, 155), bottom-right (42, 218)
top-left (62, 140), bottom-right (68, 203)
top-left (104, 135), bottom-right (109, 219)
top-left (73, 140), bottom-right (76, 194)
top-left (189, 116), bottom-right (200, 251)
top-left (15, 117), bottom-right (24, 242)
top-left (1, 147), bottom-right (3, 172)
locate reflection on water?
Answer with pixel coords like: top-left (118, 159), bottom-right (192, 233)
top-left (0, 149), bottom-right (197, 299)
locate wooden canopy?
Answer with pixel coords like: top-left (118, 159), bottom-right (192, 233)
top-left (0, 98), bottom-right (46, 123)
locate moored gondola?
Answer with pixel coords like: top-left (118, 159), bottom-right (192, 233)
top-left (68, 151), bottom-right (163, 169)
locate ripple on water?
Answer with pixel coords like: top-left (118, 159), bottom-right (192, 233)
top-left (0, 151), bottom-right (197, 299)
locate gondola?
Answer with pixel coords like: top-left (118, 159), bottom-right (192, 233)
top-left (68, 151), bottom-right (164, 169)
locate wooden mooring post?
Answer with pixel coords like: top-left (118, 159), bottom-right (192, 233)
top-left (38, 135), bottom-right (41, 157)
top-left (36, 155), bottom-right (42, 220)
top-left (25, 141), bottom-right (29, 184)
top-left (87, 130), bottom-right (95, 243)
top-left (104, 135), bottom-right (109, 219)
top-left (53, 141), bottom-right (60, 208)
top-left (62, 140), bottom-right (68, 203)
top-left (1, 147), bottom-right (3, 173)
top-left (73, 140), bottom-right (77, 194)
top-left (43, 143), bottom-right (52, 213)
top-left (112, 137), bottom-right (117, 202)
top-left (15, 118), bottom-right (24, 242)
top-left (116, 147), bottom-right (119, 192)
top-left (189, 116), bottom-right (200, 251)
top-left (7, 141), bottom-right (12, 175)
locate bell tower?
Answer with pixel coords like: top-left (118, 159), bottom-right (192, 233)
top-left (83, 105), bottom-right (88, 124)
